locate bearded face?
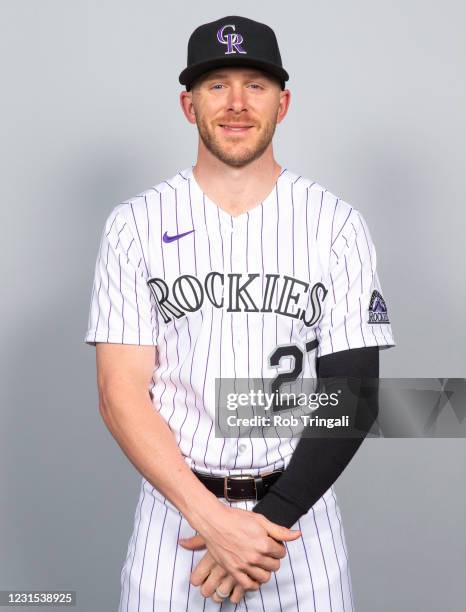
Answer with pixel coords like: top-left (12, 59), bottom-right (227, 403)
top-left (190, 69), bottom-right (283, 168)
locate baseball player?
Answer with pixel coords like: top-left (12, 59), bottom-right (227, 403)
top-left (84, 15), bottom-right (395, 612)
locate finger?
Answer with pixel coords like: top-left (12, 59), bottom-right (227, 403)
top-left (190, 554), bottom-right (217, 587)
top-left (233, 570), bottom-right (261, 591)
top-left (240, 565), bottom-right (271, 584)
top-left (250, 554), bottom-right (281, 573)
top-left (229, 584), bottom-right (246, 604)
top-left (178, 534), bottom-right (207, 551)
top-left (264, 521), bottom-right (301, 542)
top-left (200, 565), bottom-right (228, 598)
top-left (264, 537), bottom-right (287, 559)
top-left (211, 575), bottom-right (236, 603)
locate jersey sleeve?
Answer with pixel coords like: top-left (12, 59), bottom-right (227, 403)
top-left (316, 207), bottom-right (395, 358)
top-left (83, 205), bottom-right (158, 346)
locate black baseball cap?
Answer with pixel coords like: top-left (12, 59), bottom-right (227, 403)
top-left (179, 16), bottom-right (289, 91)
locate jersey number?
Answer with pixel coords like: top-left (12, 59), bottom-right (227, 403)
top-left (268, 339), bottom-right (318, 411)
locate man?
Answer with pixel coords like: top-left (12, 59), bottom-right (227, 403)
top-left (84, 15), bottom-right (395, 611)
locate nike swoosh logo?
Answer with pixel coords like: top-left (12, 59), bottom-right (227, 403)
top-left (162, 229), bottom-right (195, 243)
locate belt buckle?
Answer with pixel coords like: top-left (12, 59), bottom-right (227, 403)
top-left (224, 474), bottom-right (257, 502)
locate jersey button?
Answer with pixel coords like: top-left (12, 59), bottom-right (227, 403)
top-left (238, 443), bottom-right (247, 453)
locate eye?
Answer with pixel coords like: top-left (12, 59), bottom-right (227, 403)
top-left (248, 83), bottom-right (263, 89)
top-left (211, 83), bottom-right (225, 90)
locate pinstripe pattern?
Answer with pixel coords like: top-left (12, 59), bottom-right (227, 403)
top-left (118, 479), bottom-right (355, 612)
top-left (84, 166), bottom-right (396, 611)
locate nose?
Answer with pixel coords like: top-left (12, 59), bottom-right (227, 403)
top-left (226, 82), bottom-right (248, 113)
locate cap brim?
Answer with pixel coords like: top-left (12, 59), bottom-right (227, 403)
top-left (179, 57), bottom-right (289, 89)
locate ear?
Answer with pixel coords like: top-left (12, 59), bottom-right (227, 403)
top-left (179, 90), bottom-right (197, 125)
top-left (276, 89), bottom-right (291, 124)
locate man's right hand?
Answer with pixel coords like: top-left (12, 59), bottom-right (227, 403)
top-left (178, 504), bottom-right (301, 590)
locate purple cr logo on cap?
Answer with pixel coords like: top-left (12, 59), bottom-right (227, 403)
top-left (216, 24), bottom-right (247, 55)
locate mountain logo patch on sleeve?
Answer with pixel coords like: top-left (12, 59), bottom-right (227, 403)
top-left (368, 290), bottom-right (390, 324)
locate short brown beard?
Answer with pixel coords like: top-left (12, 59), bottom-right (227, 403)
top-left (195, 114), bottom-right (277, 168)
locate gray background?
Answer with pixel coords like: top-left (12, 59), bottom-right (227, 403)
top-left (1, 1), bottom-right (465, 610)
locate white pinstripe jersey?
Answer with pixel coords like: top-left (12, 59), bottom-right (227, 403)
top-left (84, 166), bottom-right (395, 475)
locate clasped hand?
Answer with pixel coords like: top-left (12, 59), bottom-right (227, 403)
top-left (178, 505), bottom-right (301, 604)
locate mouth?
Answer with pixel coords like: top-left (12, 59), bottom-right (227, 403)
top-left (218, 124), bottom-right (254, 134)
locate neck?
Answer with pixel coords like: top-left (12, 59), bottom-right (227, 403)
top-left (192, 145), bottom-right (282, 216)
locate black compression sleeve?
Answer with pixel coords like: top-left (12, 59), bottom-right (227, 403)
top-left (252, 346), bottom-right (379, 527)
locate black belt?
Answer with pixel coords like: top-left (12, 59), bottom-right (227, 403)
top-left (193, 469), bottom-right (284, 501)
